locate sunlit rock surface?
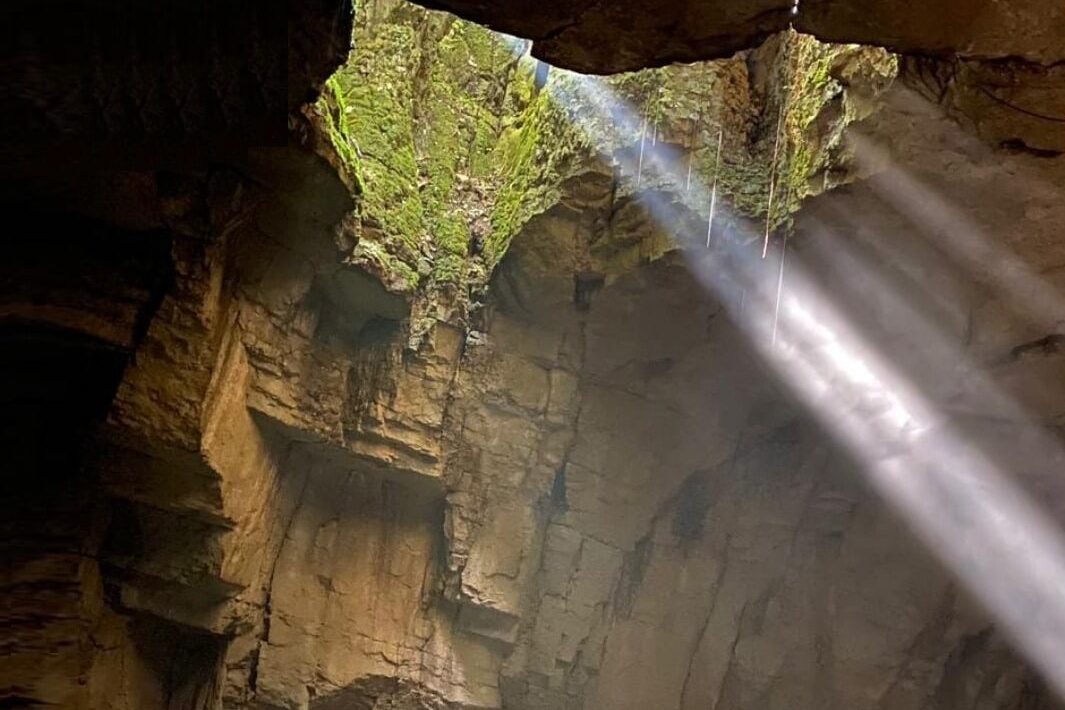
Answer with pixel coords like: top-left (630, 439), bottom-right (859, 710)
top-left (3, 0), bottom-right (1065, 709)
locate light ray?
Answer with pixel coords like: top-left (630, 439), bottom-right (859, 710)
top-left (707, 127), bottom-right (723, 247)
top-left (850, 129), bottom-right (1065, 335)
top-left (505, 45), bottom-right (1065, 700)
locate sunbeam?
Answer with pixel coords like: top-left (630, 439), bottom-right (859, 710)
top-left (521, 46), bottom-right (1065, 700)
top-left (850, 127), bottom-right (1065, 338)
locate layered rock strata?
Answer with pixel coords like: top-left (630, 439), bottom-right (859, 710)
top-left (3, 1), bottom-right (1065, 709)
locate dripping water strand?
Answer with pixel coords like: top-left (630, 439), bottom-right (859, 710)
top-left (685, 120), bottom-right (696, 193)
top-left (638, 85), bottom-right (663, 187)
top-left (771, 179), bottom-right (794, 345)
top-left (686, 106), bottom-right (705, 195)
top-left (762, 96), bottom-right (786, 258)
top-left (636, 110), bottom-right (648, 186)
top-left (771, 227), bottom-right (789, 345)
top-left (706, 127), bottom-right (724, 247)
top-left (686, 149), bottom-right (694, 193)
top-left (771, 26), bottom-right (798, 344)
top-left (652, 85), bottom-right (663, 146)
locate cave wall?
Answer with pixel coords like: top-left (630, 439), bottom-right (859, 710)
top-left (410, 0), bottom-right (1065, 74)
top-left (2, 0), bottom-right (356, 706)
top-left (3, 0), bottom-right (1065, 709)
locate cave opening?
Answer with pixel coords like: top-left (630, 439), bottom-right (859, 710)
top-left (4, 0), bottom-right (1065, 708)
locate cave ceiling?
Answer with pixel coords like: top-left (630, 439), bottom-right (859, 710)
top-left (413, 0), bottom-right (1065, 73)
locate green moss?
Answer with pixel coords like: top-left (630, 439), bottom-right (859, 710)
top-left (489, 88), bottom-right (559, 264)
top-left (314, 0), bottom-right (541, 346)
top-left (489, 63), bottom-right (642, 265)
top-left (320, 14), bottom-right (426, 276)
top-left (316, 0), bottom-right (896, 344)
top-left (771, 34), bottom-right (898, 226)
top-left (315, 2), bottom-right (517, 296)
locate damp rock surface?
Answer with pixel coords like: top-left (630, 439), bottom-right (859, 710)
top-left (413, 0), bottom-right (1065, 73)
top-left (3, 1), bottom-right (1065, 709)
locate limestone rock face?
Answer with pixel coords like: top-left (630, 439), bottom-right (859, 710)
top-left (798, 0), bottom-right (1065, 66)
top-left (901, 57), bottom-right (1065, 156)
top-left (412, 0), bottom-right (1065, 73)
top-left (4, 1), bottom-right (1065, 709)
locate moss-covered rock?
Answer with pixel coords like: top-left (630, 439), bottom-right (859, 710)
top-left (488, 32), bottom-right (896, 271)
top-left (314, 0), bottom-right (896, 345)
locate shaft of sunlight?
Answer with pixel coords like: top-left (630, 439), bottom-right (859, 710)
top-left (851, 131), bottom-right (1065, 335)
top-left (766, 277), bottom-right (1065, 699)
top-left (516, 50), bottom-right (1065, 699)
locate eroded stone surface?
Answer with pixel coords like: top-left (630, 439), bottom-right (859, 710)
top-left (4, 2), bottom-right (1065, 709)
top-left (412, 0), bottom-right (1065, 73)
